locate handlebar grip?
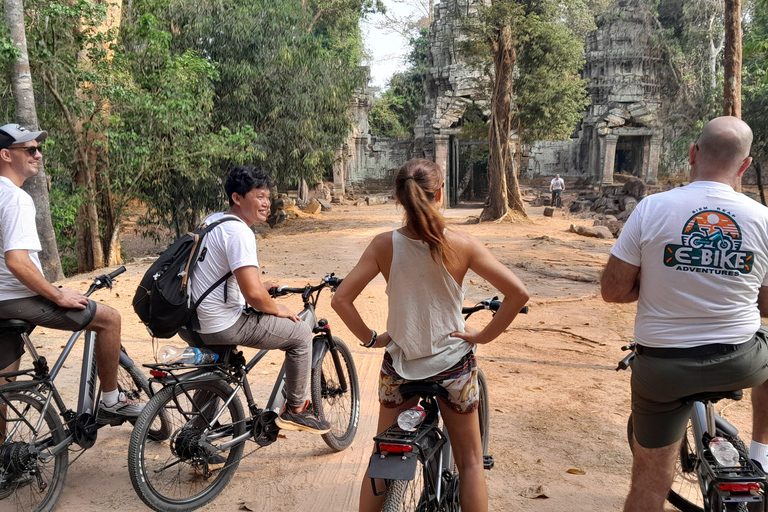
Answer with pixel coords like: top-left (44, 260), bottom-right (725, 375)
top-left (107, 266), bottom-right (126, 279)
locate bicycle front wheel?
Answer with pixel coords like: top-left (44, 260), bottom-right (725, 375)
top-left (0, 390), bottom-right (68, 512)
top-left (128, 380), bottom-right (245, 512)
top-left (118, 361), bottom-right (171, 441)
top-left (311, 337), bottom-right (360, 451)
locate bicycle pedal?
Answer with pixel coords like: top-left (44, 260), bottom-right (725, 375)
top-left (483, 455), bottom-right (494, 470)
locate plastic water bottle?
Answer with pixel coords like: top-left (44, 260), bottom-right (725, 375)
top-left (397, 406), bottom-right (427, 431)
top-left (158, 345), bottom-right (219, 365)
top-left (710, 437), bottom-right (740, 467)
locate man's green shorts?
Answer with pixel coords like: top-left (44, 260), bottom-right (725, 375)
top-left (630, 329), bottom-right (768, 449)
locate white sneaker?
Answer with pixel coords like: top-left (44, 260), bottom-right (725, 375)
top-left (96, 392), bottom-right (144, 425)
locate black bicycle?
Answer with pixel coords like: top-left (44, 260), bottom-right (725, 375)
top-left (0, 266), bottom-right (169, 512)
top-left (127, 273), bottom-right (360, 512)
top-left (617, 343), bottom-right (767, 512)
top-left (367, 298), bottom-right (526, 512)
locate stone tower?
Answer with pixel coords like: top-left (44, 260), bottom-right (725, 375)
top-left (579, 0), bottom-right (664, 184)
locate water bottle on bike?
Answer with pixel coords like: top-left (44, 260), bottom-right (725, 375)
top-left (397, 406), bottom-right (426, 431)
top-left (158, 345), bottom-right (219, 364)
top-left (710, 437), bottom-right (740, 467)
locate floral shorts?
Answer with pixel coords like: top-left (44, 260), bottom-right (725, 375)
top-left (379, 351), bottom-right (479, 414)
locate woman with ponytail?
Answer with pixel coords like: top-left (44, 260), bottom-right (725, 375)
top-left (332, 158), bottom-right (529, 512)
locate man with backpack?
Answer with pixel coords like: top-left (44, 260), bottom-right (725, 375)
top-left (0, 123), bottom-right (142, 425)
top-left (185, 165), bottom-right (330, 434)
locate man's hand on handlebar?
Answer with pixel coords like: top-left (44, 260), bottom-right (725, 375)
top-left (262, 281), bottom-right (279, 291)
top-left (54, 287), bottom-right (89, 310)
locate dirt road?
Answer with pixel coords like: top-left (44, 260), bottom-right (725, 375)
top-left (24, 203), bottom-right (755, 511)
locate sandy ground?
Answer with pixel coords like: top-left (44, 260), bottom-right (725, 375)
top-left (17, 202), bottom-right (756, 512)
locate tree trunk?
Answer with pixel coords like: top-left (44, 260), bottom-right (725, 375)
top-left (481, 23), bottom-right (526, 221)
top-left (70, 0), bottom-right (123, 271)
top-left (723, 0), bottom-right (742, 118)
top-left (4, 0), bottom-right (64, 281)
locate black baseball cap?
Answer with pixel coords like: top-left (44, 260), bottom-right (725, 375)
top-left (0, 123), bottom-right (47, 150)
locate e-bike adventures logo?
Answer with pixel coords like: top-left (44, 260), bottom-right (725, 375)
top-left (663, 209), bottom-right (754, 276)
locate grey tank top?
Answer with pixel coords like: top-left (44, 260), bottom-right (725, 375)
top-left (385, 230), bottom-right (471, 379)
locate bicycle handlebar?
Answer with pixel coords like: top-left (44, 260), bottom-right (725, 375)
top-left (269, 273), bottom-right (344, 298)
top-left (461, 297), bottom-right (528, 317)
top-left (84, 266), bottom-right (126, 297)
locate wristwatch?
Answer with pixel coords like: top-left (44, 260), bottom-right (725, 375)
top-left (361, 329), bottom-right (377, 348)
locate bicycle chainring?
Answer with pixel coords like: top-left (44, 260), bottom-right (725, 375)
top-left (252, 410), bottom-right (279, 447)
top-left (73, 414), bottom-right (98, 449)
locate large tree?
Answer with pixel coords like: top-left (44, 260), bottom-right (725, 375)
top-left (459, 0), bottom-right (591, 221)
top-left (162, 0), bottom-right (382, 188)
top-left (3, 0), bottom-right (62, 280)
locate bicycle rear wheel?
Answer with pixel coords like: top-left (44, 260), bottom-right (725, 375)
top-left (311, 337), bottom-right (360, 451)
top-left (118, 361), bottom-right (171, 441)
top-left (128, 380), bottom-right (245, 512)
top-left (381, 459), bottom-right (428, 512)
top-left (0, 390), bottom-right (68, 512)
top-left (477, 368), bottom-right (490, 455)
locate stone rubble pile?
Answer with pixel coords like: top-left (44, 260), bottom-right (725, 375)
top-left (565, 177), bottom-right (648, 239)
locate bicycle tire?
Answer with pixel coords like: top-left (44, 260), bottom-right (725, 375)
top-left (0, 390), bottom-right (68, 512)
top-left (381, 459), bottom-right (428, 512)
top-left (118, 362), bottom-right (171, 441)
top-left (128, 380), bottom-right (245, 512)
top-left (311, 337), bottom-right (360, 451)
top-left (477, 368), bottom-right (490, 455)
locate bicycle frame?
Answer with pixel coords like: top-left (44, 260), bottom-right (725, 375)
top-left (145, 292), bottom-right (347, 453)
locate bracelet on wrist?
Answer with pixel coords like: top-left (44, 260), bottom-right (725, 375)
top-left (360, 329), bottom-right (377, 348)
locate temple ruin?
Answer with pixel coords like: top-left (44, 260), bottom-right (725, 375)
top-left (336, 0), bottom-right (666, 200)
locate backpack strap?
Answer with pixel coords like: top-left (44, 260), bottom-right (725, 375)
top-left (189, 271), bottom-right (233, 331)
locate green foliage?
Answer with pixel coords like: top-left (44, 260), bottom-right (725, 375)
top-left (458, 0), bottom-right (591, 144)
top-left (369, 28), bottom-right (429, 138)
top-left (161, 0), bottom-right (380, 187)
top-left (744, 0), bottom-right (768, 162)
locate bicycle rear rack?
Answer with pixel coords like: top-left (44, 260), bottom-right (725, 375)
top-left (702, 449), bottom-right (766, 504)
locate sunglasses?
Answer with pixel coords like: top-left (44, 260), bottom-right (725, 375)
top-left (7, 145), bottom-right (42, 156)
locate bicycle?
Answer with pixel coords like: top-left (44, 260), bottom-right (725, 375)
top-left (551, 189), bottom-right (562, 208)
top-left (366, 298), bottom-right (527, 512)
top-left (617, 343), bottom-right (767, 512)
top-left (127, 272), bottom-right (360, 512)
top-left (0, 266), bottom-right (169, 512)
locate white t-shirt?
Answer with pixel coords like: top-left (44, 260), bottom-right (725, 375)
top-left (190, 212), bottom-right (258, 334)
top-left (0, 176), bottom-right (43, 301)
top-left (551, 178), bottom-right (564, 190)
top-left (611, 181), bottom-right (768, 348)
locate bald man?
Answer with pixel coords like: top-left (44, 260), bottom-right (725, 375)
top-left (601, 117), bottom-right (768, 512)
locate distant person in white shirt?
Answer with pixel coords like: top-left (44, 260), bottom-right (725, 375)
top-left (549, 174), bottom-right (565, 207)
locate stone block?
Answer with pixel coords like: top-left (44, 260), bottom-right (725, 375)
top-left (303, 199), bottom-right (322, 214)
top-left (623, 177), bottom-right (647, 199)
top-left (543, 207), bottom-right (555, 217)
top-left (570, 224), bottom-right (614, 239)
top-left (317, 199), bottom-right (332, 211)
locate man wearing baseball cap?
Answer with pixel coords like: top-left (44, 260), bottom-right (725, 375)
top-left (0, 123), bottom-right (142, 428)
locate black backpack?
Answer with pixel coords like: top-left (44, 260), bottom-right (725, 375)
top-left (132, 216), bottom-right (241, 338)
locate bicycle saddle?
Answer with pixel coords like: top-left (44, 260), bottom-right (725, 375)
top-left (0, 319), bottom-right (31, 333)
top-left (681, 389), bottom-right (743, 404)
top-left (400, 382), bottom-right (450, 401)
